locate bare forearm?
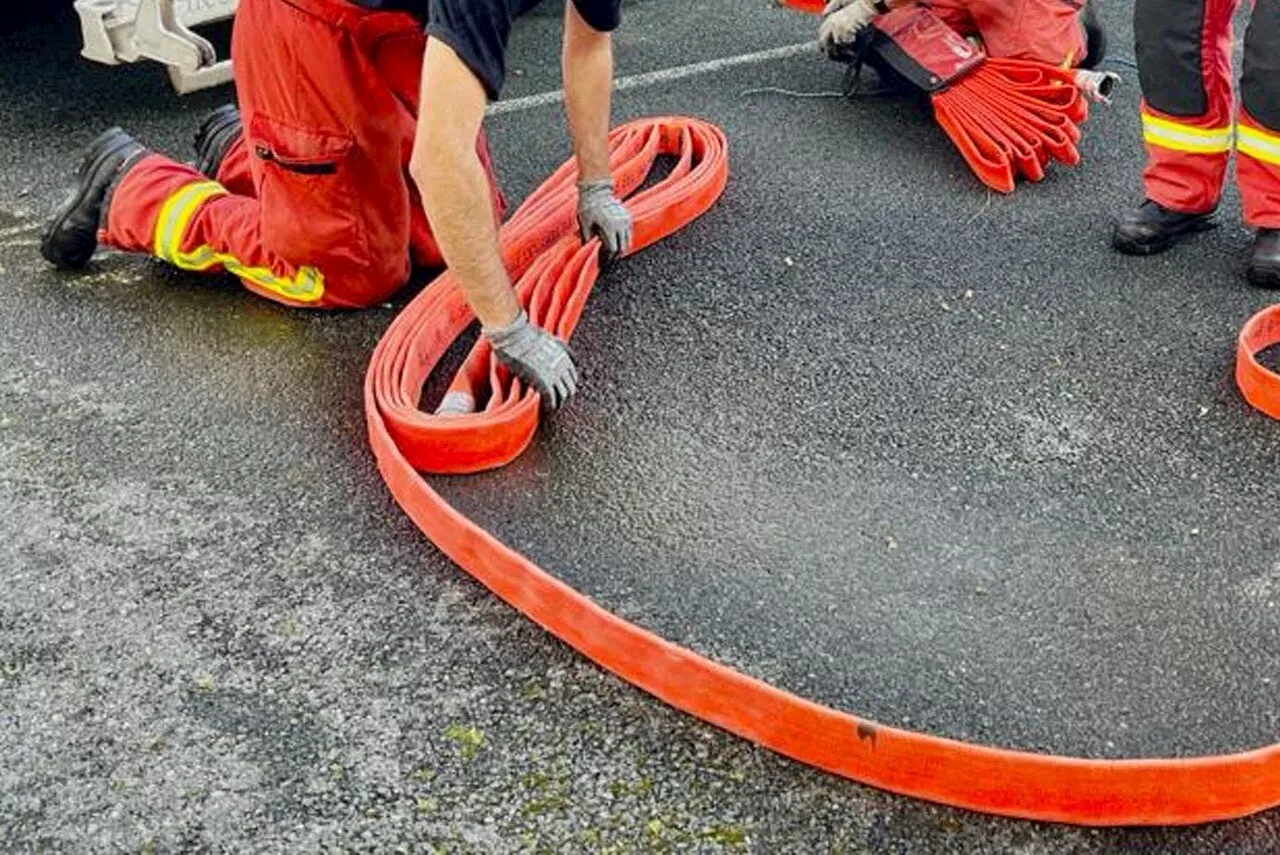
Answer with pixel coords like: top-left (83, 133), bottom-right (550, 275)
top-left (562, 3), bottom-right (614, 183)
top-left (416, 148), bottom-right (518, 328)
top-left (412, 39), bottom-right (519, 329)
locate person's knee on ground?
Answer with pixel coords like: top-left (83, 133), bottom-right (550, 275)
top-left (820, 0), bottom-right (1116, 104)
top-left (41, 128), bottom-right (409, 311)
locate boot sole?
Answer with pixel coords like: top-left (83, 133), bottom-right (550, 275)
top-left (40, 129), bottom-right (139, 269)
top-left (1247, 265), bottom-right (1280, 290)
top-left (194, 105), bottom-right (242, 179)
top-left (1111, 217), bottom-right (1218, 256)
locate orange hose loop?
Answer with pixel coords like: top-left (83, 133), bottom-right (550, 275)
top-left (1237, 304), bottom-right (1280, 421)
top-left (366, 116), bottom-right (1280, 826)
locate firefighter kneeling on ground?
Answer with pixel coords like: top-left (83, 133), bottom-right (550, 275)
top-left (40, 0), bottom-right (632, 411)
top-left (1111, 0), bottom-right (1279, 289)
top-left (817, 0), bottom-right (1113, 95)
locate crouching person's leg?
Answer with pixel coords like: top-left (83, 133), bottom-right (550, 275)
top-left (42, 131), bottom-right (408, 310)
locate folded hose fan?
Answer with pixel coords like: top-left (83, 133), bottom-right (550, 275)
top-left (806, 5), bottom-right (1090, 193)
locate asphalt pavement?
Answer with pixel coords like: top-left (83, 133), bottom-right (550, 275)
top-left (2, 1), bottom-right (1279, 852)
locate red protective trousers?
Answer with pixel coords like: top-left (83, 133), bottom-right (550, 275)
top-left (1134, 0), bottom-right (1280, 226)
top-left (102, 0), bottom-right (503, 309)
top-left (925, 0), bottom-right (1087, 66)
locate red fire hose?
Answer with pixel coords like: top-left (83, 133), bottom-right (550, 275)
top-left (1238, 305), bottom-right (1280, 421)
top-left (365, 116), bottom-right (1280, 825)
top-left (931, 57), bottom-right (1087, 193)
top-left (787, 2), bottom-right (1088, 193)
top-left (781, 1), bottom-right (1280, 427)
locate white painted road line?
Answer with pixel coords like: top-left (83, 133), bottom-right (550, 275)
top-left (487, 41), bottom-right (817, 116)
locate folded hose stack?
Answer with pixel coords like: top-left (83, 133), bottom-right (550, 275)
top-left (786, 3), bottom-right (1090, 193)
top-left (931, 55), bottom-right (1088, 193)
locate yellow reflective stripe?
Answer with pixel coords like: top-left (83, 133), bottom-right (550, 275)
top-left (1142, 114), bottom-right (1235, 144)
top-left (151, 180), bottom-right (326, 304)
top-left (1238, 124), bottom-right (1280, 167)
top-left (1141, 114), bottom-right (1233, 154)
top-left (172, 245), bottom-right (326, 303)
top-left (153, 181), bottom-right (225, 262)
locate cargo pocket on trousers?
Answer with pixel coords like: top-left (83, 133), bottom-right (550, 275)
top-left (250, 113), bottom-right (369, 271)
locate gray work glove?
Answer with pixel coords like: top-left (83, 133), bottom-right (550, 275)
top-left (484, 309), bottom-right (579, 411)
top-left (819, 0), bottom-right (878, 55)
top-left (577, 179), bottom-right (633, 256)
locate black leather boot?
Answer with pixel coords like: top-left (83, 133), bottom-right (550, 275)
top-left (193, 104), bottom-right (242, 180)
top-left (40, 128), bottom-right (147, 270)
top-left (1111, 200), bottom-right (1218, 256)
top-left (1248, 229), bottom-right (1280, 289)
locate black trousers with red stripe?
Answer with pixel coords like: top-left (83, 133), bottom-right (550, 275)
top-left (1133, 0), bottom-right (1280, 226)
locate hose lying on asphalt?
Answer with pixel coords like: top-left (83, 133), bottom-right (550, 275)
top-left (1237, 304), bottom-right (1280, 421)
top-left (365, 116), bottom-right (1280, 826)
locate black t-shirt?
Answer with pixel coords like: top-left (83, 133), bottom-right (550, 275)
top-left (350, 0), bottom-right (622, 100)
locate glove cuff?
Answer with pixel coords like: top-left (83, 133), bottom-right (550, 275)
top-left (482, 308), bottom-right (530, 345)
top-left (577, 178), bottom-right (615, 197)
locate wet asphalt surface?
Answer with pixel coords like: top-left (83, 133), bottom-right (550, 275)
top-left (2, 1), bottom-right (1279, 852)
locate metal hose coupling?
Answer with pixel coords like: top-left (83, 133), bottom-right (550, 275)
top-left (1074, 68), bottom-right (1122, 104)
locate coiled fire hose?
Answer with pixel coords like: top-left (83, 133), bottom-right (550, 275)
top-left (1238, 305), bottom-right (1280, 421)
top-left (365, 116), bottom-right (1280, 825)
